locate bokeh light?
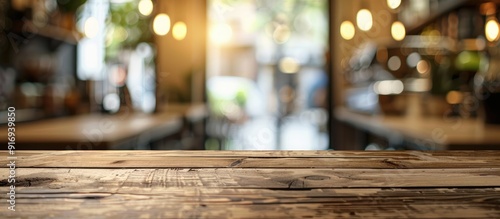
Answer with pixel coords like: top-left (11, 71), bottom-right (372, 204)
top-left (210, 23), bottom-right (233, 44)
top-left (391, 21), bottom-right (406, 41)
top-left (84, 17), bottom-right (99, 38)
top-left (387, 56), bottom-right (401, 71)
top-left (387, 0), bottom-right (402, 10)
top-left (279, 57), bottom-right (300, 74)
top-left (340, 20), bottom-right (355, 40)
top-left (485, 19), bottom-right (500, 42)
top-left (356, 9), bottom-right (373, 31)
top-left (103, 93), bottom-right (120, 113)
top-left (416, 60), bottom-right (430, 74)
top-left (446, 91), bottom-right (464, 104)
top-left (172, 21), bottom-right (187, 41)
top-left (153, 13), bottom-right (171, 36)
top-left (273, 25), bottom-right (291, 44)
top-left (407, 52), bottom-right (421, 68)
top-left (138, 0), bottom-right (153, 16)
top-left (373, 80), bottom-right (404, 95)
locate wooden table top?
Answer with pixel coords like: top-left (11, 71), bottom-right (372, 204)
top-left (335, 107), bottom-right (500, 149)
top-left (1, 150), bottom-right (500, 218)
top-left (0, 103), bottom-right (206, 149)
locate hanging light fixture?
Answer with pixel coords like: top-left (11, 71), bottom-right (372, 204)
top-left (340, 20), bottom-right (355, 40)
top-left (387, 0), bottom-right (402, 10)
top-left (172, 21), bottom-right (187, 41)
top-left (391, 21), bottom-right (406, 41)
top-left (153, 13), bottom-right (171, 36)
top-left (356, 9), bottom-right (373, 31)
top-left (138, 0), bottom-right (153, 16)
top-left (485, 17), bottom-right (500, 42)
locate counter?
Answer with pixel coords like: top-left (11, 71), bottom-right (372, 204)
top-left (1, 150), bottom-right (499, 218)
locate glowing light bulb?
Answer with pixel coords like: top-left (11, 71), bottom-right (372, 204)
top-left (84, 17), bottom-right (99, 38)
top-left (340, 20), bottom-right (355, 40)
top-left (210, 23), bottom-right (233, 44)
top-left (172, 21), bottom-right (187, 41)
top-left (356, 9), bottom-right (373, 31)
top-left (485, 19), bottom-right (500, 42)
top-left (153, 13), bottom-right (171, 36)
top-left (391, 21), bottom-right (406, 41)
top-left (279, 57), bottom-right (300, 74)
top-left (416, 60), bottom-right (430, 74)
top-left (387, 0), bottom-right (402, 10)
top-left (138, 0), bottom-right (153, 16)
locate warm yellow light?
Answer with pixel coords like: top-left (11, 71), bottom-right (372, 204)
top-left (153, 13), bottom-right (171, 36)
top-left (84, 17), bottom-right (99, 38)
top-left (279, 57), bottom-right (300, 74)
top-left (446, 91), bottom-right (464, 104)
top-left (210, 23), bottom-right (233, 44)
top-left (416, 60), bottom-right (430, 74)
top-left (340, 20), bottom-right (355, 40)
top-left (172, 21), bottom-right (187, 41)
top-left (113, 26), bottom-right (129, 43)
top-left (356, 9), bottom-right (373, 31)
top-left (272, 25), bottom-right (291, 44)
top-left (485, 19), bottom-right (500, 42)
top-left (387, 0), bottom-right (402, 10)
top-left (391, 21), bottom-right (406, 41)
top-left (138, 0), bottom-right (153, 16)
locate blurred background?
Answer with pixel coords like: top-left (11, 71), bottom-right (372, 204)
top-left (1, 0), bottom-right (500, 150)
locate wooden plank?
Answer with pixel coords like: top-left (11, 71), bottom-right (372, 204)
top-left (3, 151), bottom-right (500, 169)
top-left (0, 151), bottom-right (498, 218)
top-left (2, 168), bottom-right (500, 191)
top-left (9, 150), bottom-right (500, 158)
top-left (6, 156), bottom-right (500, 169)
top-left (1, 188), bottom-right (499, 218)
top-left (3, 202), bottom-right (500, 219)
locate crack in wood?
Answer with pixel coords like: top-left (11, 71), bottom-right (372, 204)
top-left (304, 175), bottom-right (331, 181)
top-left (229, 158), bottom-right (245, 167)
top-left (287, 179), bottom-right (305, 189)
top-left (381, 159), bottom-right (408, 169)
top-left (111, 160), bottom-right (126, 164)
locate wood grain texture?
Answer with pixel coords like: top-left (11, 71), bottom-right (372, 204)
top-left (3, 150), bottom-right (500, 169)
top-left (2, 188), bottom-right (500, 218)
top-left (0, 150), bottom-right (499, 218)
top-left (2, 168), bottom-right (500, 190)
